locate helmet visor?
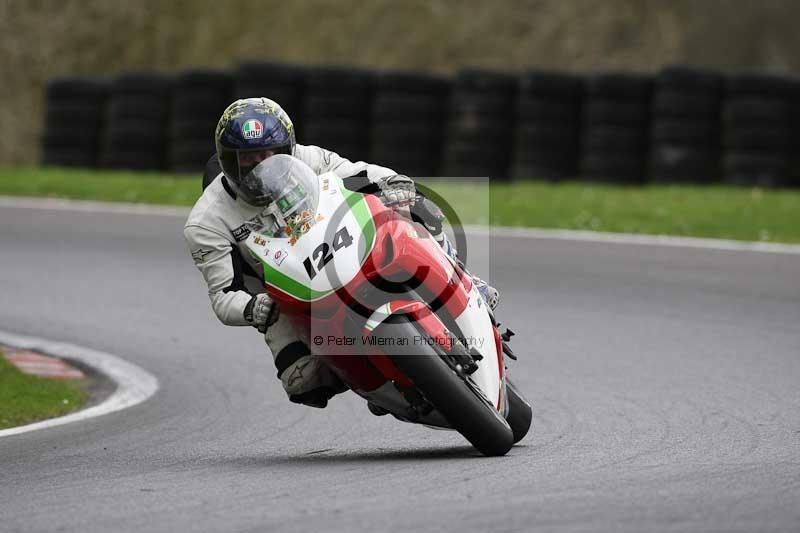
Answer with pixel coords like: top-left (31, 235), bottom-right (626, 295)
top-left (218, 146), bottom-right (291, 205)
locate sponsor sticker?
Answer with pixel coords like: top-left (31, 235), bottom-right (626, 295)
top-left (273, 249), bottom-right (288, 266)
top-left (253, 235), bottom-right (266, 246)
top-left (242, 119), bottom-right (263, 139)
top-left (285, 209), bottom-right (317, 246)
top-left (232, 224), bottom-right (251, 242)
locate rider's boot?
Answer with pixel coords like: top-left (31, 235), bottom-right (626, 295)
top-left (266, 314), bottom-right (348, 408)
top-left (280, 354), bottom-right (348, 408)
top-left (471, 275), bottom-right (500, 311)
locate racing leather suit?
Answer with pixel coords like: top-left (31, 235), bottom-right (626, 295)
top-left (184, 145), bottom-right (396, 402)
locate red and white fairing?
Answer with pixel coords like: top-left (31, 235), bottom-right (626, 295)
top-left (245, 171), bottom-right (507, 428)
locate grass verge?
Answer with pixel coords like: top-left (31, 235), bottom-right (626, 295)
top-left (1, 166), bottom-right (799, 243)
top-left (0, 351), bottom-right (88, 430)
top-left (0, 166), bottom-right (200, 206)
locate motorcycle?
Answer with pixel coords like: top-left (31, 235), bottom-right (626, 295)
top-left (243, 155), bottom-right (531, 456)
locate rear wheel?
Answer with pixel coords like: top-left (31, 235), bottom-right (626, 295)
top-left (374, 317), bottom-right (514, 456)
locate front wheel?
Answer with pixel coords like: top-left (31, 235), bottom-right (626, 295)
top-left (374, 317), bottom-right (514, 456)
top-left (505, 377), bottom-right (532, 443)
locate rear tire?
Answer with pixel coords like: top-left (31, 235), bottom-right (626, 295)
top-left (374, 317), bottom-right (514, 456)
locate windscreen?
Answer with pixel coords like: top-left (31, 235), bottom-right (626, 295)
top-left (244, 154), bottom-right (320, 239)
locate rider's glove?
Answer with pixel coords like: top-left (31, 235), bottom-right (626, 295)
top-left (244, 293), bottom-right (280, 333)
top-left (378, 174), bottom-right (416, 208)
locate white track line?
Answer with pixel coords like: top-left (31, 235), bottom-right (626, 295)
top-left (0, 330), bottom-right (159, 438)
top-left (2, 195), bottom-right (800, 255)
top-left (0, 196), bottom-right (190, 217)
top-left (463, 225), bottom-right (800, 255)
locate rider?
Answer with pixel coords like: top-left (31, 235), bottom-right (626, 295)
top-left (184, 97), bottom-right (499, 408)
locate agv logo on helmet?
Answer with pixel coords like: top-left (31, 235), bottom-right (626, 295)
top-left (242, 119), bottom-right (264, 140)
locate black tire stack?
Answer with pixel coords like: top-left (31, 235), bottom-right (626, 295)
top-left (442, 69), bottom-right (517, 179)
top-left (369, 70), bottom-right (450, 177)
top-left (300, 66), bottom-right (373, 162)
top-left (511, 70), bottom-right (583, 180)
top-left (233, 62), bottom-right (306, 131)
top-left (580, 73), bottom-right (653, 183)
top-left (42, 77), bottom-right (110, 168)
top-left (168, 69), bottom-right (233, 173)
top-left (649, 66), bottom-right (724, 183)
top-left (99, 72), bottom-right (174, 171)
top-left (722, 74), bottom-right (800, 187)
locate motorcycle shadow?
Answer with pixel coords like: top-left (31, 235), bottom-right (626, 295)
top-left (227, 445), bottom-right (493, 467)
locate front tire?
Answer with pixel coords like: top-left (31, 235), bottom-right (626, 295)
top-left (505, 377), bottom-right (532, 443)
top-left (374, 317), bottom-right (514, 456)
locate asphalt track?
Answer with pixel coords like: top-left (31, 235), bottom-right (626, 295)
top-left (1, 202), bottom-right (798, 532)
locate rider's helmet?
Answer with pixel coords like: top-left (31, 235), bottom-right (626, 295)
top-left (214, 97), bottom-right (296, 206)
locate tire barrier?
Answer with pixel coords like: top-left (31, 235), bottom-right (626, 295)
top-left (442, 69), bottom-right (517, 179)
top-left (301, 66), bottom-right (373, 163)
top-left (722, 74), bottom-right (800, 187)
top-left (649, 66), bottom-right (724, 183)
top-left (168, 69), bottom-right (233, 173)
top-left (580, 72), bottom-right (653, 183)
top-left (40, 64), bottom-right (800, 187)
top-left (99, 72), bottom-right (173, 171)
top-left (370, 70), bottom-right (451, 177)
top-left (42, 77), bottom-right (110, 168)
top-left (512, 70), bottom-right (583, 180)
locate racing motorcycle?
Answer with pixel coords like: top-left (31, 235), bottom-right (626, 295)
top-left (243, 155), bottom-right (531, 456)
